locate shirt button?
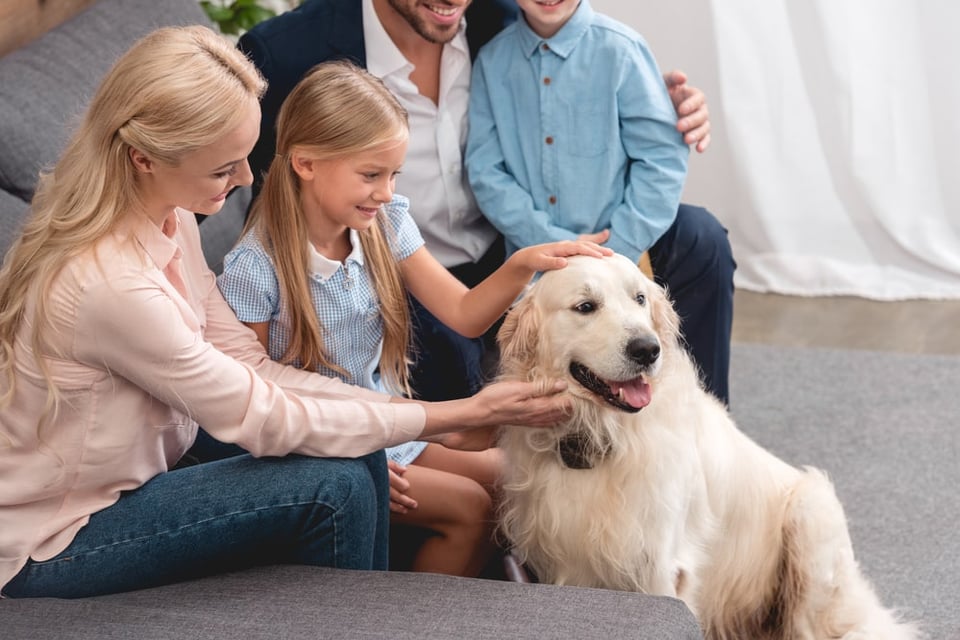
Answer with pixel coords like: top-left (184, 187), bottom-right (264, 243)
top-left (541, 43), bottom-right (549, 51)
top-left (545, 136), bottom-right (554, 145)
top-left (543, 77), bottom-right (551, 85)
top-left (548, 195), bottom-right (557, 205)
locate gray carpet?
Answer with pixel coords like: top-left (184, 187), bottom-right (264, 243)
top-left (729, 344), bottom-right (960, 639)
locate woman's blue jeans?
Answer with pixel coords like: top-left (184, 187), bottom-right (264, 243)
top-left (3, 449), bottom-right (390, 598)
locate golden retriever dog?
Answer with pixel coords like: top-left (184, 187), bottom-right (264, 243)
top-left (495, 254), bottom-right (918, 640)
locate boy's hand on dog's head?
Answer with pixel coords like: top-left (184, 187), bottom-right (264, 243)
top-left (578, 229), bottom-right (610, 245)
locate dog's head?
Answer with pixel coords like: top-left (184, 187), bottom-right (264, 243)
top-left (498, 253), bottom-right (681, 413)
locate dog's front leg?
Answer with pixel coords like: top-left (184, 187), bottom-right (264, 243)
top-left (658, 563), bottom-right (704, 621)
top-left (645, 559), bottom-right (681, 599)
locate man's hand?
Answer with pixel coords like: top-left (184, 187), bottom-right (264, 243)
top-left (578, 229), bottom-right (611, 245)
top-left (664, 69), bottom-right (712, 153)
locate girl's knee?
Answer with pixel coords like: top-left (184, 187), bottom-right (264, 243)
top-left (450, 479), bottom-right (494, 526)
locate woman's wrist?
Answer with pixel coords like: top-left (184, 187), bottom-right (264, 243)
top-left (417, 395), bottom-right (489, 439)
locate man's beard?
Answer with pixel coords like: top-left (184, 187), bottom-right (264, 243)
top-left (386, 0), bottom-right (464, 45)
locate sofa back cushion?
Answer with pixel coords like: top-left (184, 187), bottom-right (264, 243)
top-left (0, 0), bottom-right (211, 256)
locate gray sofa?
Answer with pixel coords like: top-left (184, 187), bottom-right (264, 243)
top-left (6, 2), bottom-right (955, 639)
top-left (0, 0), bottom-right (702, 638)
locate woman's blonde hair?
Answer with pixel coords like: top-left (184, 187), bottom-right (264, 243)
top-left (0, 25), bottom-right (266, 414)
top-left (247, 60), bottom-right (413, 396)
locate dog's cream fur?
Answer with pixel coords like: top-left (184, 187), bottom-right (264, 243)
top-left (496, 254), bottom-right (918, 640)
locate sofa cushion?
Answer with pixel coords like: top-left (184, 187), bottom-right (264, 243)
top-left (1, 564), bottom-right (702, 640)
top-left (0, 0), bottom-right (248, 270)
top-left (0, 189), bottom-right (29, 258)
top-left (0, 0), bottom-right (210, 202)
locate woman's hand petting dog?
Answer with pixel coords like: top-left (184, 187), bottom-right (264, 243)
top-left (425, 380), bottom-right (572, 453)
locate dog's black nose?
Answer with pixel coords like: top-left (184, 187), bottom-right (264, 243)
top-left (626, 336), bottom-right (660, 367)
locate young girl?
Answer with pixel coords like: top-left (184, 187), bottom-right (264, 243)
top-left (217, 60), bottom-right (610, 577)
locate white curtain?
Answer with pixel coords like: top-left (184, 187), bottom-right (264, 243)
top-left (592, 0), bottom-right (960, 300)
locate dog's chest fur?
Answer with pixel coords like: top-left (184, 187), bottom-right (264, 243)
top-left (499, 401), bottom-right (712, 593)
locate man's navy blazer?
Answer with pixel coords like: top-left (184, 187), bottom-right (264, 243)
top-left (239, 0), bottom-right (518, 199)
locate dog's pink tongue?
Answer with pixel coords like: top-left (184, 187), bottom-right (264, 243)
top-left (613, 378), bottom-right (651, 409)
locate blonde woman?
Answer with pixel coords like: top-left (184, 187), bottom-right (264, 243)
top-left (217, 60), bottom-right (611, 577)
top-left (0, 27), bottom-right (576, 599)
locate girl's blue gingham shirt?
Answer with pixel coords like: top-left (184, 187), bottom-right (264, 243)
top-left (218, 195), bottom-right (427, 464)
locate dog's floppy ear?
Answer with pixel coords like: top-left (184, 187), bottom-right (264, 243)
top-left (497, 291), bottom-right (542, 376)
top-left (650, 281), bottom-right (682, 348)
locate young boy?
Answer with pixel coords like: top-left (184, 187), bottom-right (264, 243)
top-left (465, 0), bottom-right (688, 268)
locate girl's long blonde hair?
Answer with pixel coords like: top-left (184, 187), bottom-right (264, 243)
top-left (247, 60), bottom-right (413, 396)
top-left (0, 26), bottom-right (266, 416)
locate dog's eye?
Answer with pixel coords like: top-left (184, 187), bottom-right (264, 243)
top-left (635, 293), bottom-right (646, 306)
top-left (573, 301), bottom-right (596, 314)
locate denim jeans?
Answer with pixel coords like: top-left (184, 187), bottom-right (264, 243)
top-left (3, 450), bottom-right (390, 598)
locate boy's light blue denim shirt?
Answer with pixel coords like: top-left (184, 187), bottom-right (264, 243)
top-left (466, 0), bottom-right (689, 261)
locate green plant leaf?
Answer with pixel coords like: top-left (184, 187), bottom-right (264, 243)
top-left (200, 0), bottom-right (281, 34)
top-left (234, 6), bottom-right (277, 31)
top-left (200, 1), bottom-right (236, 23)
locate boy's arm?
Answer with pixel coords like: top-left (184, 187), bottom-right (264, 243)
top-left (465, 59), bottom-right (578, 249)
top-left (603, 44), bottom-right (690, 261)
